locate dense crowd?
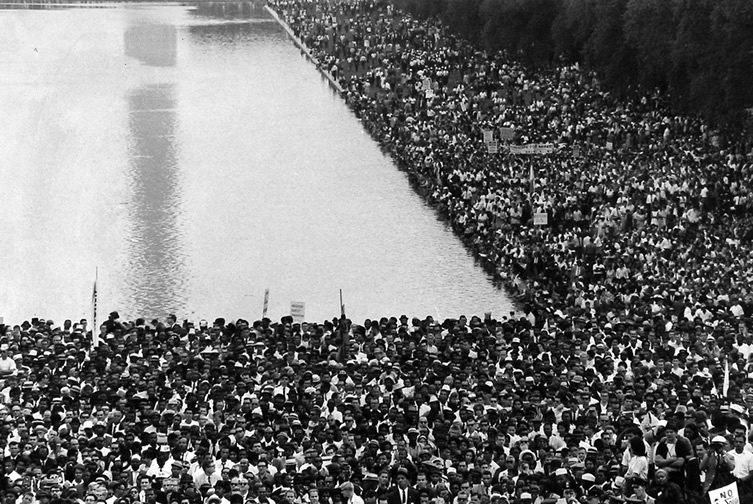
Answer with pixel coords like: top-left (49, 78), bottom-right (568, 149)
top-left (263, 0), bottom-right (753, 502)
top-left (2, 306), bottom-right (751, 504)
top-left (3, 0), bottom-right (753, 503)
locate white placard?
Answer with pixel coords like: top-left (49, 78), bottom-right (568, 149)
top-left (709, 482), bottom-right (739, 504)
top-left (290, 301), bottom-right (306, 323)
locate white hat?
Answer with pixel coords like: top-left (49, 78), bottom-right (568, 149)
top-left (712, 435), bottom-right (728, 444)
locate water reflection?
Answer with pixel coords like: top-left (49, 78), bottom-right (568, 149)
top-left (0, 6), bottom-right (514, 323)
top-left (124, 23), bottom-right (177, 68)
top-left (192, 0), bottom-right (269, 19)
top-left (124, 24), bottom-right (187, 317)
top-left (186, 15), bottom-right (281, 45)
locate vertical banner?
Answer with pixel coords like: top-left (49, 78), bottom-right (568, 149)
top-left (290, 301), bottom-right (305, 323)
top-left (91, 268), bottom-right (99, 348)
top-left (708, 482), bottom-right (739, 504)
top-left (262, 288), bottom-right (270, 319)
top-left (724, 358), bottom-right (730, 397)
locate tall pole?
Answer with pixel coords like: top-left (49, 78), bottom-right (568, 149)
top-left (339, 290), bottom-right (348, 362)
top-left (91, 267), bottom-right (99, 348)
top-left (262, 288), bottom-right (270, 319)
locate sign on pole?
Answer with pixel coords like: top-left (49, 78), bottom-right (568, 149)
top-left (422, 77), bottom-right (431, 91)
top-left (533, 212), bottom-right (548, 226)
top-left (508, 143), bottom-right (555, 155)
top-left (290, 301), bottom-right (305, 323)
top-left (486, 141), bottom-right (499, 154)
top-left (482, 129), bottom-right (493, 143)
top-left (605, 141), bottom-right (614, 151)
top-left (709, 482), bottom-right (740, 504)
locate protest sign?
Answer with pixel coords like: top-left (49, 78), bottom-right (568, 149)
top-left (291, 301), bottom-right (306, 323)
top-left (499, 127), bottom-right (514, 141)
top-left (534, 212), bottom-right (548, 226)
top-left (709, 482), bottom-right (740, 504)
top-left (508, 143), bottom-right (555, 155)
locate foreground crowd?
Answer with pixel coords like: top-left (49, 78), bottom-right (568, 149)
top-left (3, 0), bottom-right (753, 503)
top-left (0, 306), bottom-right (742, 504)
top-left (2, 307), bottom-right (753, 504)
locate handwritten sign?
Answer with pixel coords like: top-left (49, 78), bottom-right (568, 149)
top-left (709, 482), bottom-right (740, 504)
top-left (486, 141), bottom-right (499, 154)
top-left (482, 129), bottom-right (494, 143)
top-left (290, 301), bottom-right (306, 323)
top-left (533, 212), bottom-right (548, 226)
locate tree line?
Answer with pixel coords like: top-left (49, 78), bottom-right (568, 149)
top-left (392, 0), bottom-right (753, 129)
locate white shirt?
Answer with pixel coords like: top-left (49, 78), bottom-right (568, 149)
top-left (728, 449), bottom-right (753, 479)
top-left (0, 356), bottom-right (17, 376)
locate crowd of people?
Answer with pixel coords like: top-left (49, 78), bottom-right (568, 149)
top-left (3, 0), bottom-right (753, 503)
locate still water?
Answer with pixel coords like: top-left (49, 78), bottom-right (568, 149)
top-left (0, 4), bottom-right (514, 324)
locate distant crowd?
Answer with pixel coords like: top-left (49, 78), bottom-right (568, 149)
top-left (2, 0), bottom-right (753, 503)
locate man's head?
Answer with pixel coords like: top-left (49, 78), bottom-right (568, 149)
top-left (339, 482), bottom-right (354, 498)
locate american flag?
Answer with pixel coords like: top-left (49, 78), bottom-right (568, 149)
top-left (91, 268), bottom-right (99, 348)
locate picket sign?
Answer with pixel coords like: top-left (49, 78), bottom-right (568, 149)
top-left (709, 482), bottom-right (740, 504)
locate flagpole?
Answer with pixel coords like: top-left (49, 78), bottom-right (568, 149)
top-left (338, 290), bottom-right (348, 362)
top-left (262, 288), bottom-right (270, 319)
top-left (92, 267), bottom-right (99, 348)
top-left (529, 163), bottom-right (535, 199)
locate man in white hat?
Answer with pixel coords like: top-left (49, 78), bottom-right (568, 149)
top-left (701, 435), bottom-right (736, 493)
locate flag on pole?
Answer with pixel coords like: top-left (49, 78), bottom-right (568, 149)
top-left (723, 357), bottom-right (730, 397)
top-left (529, 164), bottom-right (535, 196)
top-left (262, 288), bottom-right (270, 319)
top-left (91, 268), bottom-right (99, 348)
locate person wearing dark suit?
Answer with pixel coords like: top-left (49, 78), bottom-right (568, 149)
top-left (387, 468), bottom-right (419, 504)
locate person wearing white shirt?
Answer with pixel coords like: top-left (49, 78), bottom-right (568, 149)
top-left (728, 435), bottom-right (753, 485)
top-left (193, 459), bottom-right (221, 489)
top-left (339, 482), bottom-right (364, 504)
top-left (0, 347), bottom-right (18, 377)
